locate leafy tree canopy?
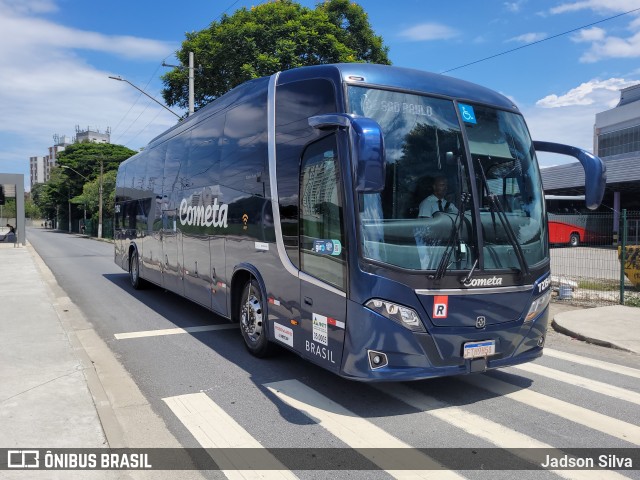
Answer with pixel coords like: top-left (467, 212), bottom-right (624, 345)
top-left (33, 142), bottom-right (136, 222)
top-left (56, 142), bottom-right (137, 181)
top-left (162, 0), bottom-right (390, 109)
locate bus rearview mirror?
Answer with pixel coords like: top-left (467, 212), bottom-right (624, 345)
top-left (533, 141), bottom-right (606, 210)
top-left (309, 114), bottom-right (386, 193)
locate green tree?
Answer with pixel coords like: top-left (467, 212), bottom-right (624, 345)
top-left (162, 0), bottom-right (390, 109)
top-left (71, 170), bottom-right (117, 219)
top-left (33, 142), bottom-right (136, 230)
top-left (56, 142), bottom-right (136, 180)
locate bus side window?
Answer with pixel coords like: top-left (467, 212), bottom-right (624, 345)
top-left (299, 135), bottom-right (346, 291)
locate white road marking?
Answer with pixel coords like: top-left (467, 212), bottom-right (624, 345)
top-left (163, 392), bottom-right (297, 480)
top-left (374, 383), bottom-right (629, 480)
top-left (114, 324), bottom-right (236, 340)
top-left (513, 362), bottom-right (640, 406)
top-left (463, 374), bottom-right (640, 445)
top-left (265, 379), bottom-right (465, 480)
top-left (543, 348), bottom-right (640, 379)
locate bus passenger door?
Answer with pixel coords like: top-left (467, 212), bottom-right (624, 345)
top-left (298, 135), bottom-right (348, 373)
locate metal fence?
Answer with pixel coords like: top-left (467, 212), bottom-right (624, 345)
top-left (82, 218), bottom-right (114, 239)
top-left (550, 210), bottom-right (640, 307)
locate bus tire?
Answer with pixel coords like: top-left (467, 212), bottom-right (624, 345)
top-left (569, 233), bottom-right (580, 247)
top-left (239, 279), bottom-right (274, 357)
top-left (129, 249), bottom-right (145, 290)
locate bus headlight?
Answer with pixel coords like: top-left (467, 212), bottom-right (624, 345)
top-left (365, 299), bottom-right (426, 332)
top-left (525, 290), bottom-right (551, 323)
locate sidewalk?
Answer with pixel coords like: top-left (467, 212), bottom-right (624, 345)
top-left (551, 302), bottom-right (640, 354)
top-left (0, 242), bottom-right (205, 479)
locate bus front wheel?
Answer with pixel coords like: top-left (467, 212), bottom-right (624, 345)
top-left (569, 233), bottom-right (580, 247)
top-left (239, 279), bottom-right (274, 357)
top-left (129, 250), bottom-right (145, 290)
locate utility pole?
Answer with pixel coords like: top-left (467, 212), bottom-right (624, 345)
top-left (98, 158), bottom-right (103, 239)
top-left (189, 52), bottom-right (195, 117)
top-left (162, 52), bottom-right (195, 116)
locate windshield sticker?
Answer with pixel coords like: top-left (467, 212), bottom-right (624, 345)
top-left (458, 104), bottom-right (477, 124)
top-left (313, 239), bottom-right (342, 256)
top-left (433, 296), bottom-right (448, 319)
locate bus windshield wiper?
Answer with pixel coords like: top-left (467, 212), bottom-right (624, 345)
top-left (476, 160), bottom-right (530, 277)
top-left (432, 193), bottom-right (469, 280)
top-left (433, 155), bottom-right (470, 280)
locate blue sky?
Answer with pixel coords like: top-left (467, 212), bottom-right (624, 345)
top-left (2, 0), bottom-right (640, 190)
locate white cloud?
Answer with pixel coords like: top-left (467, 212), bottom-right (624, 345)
top-left (571, 26), bottom-right (606, 42)
top-left (578, 30), bottom-right (640, 62)
top-left (0, 11), bottom-right (175, 60)
top-left (522, 78), bottom-right (638, 165)
top-left (504, 1), bottom-right (527, 13)
top-left (507, 32), bottom-right (547, 43)
top-left (536, 78), bottom-right (634, 107)
top-left (550, 0), bottom-right (640, 15)
top-left (399, 23), bottom-right (459, 41)
top-left (0, 0), bottom-right (180, 188)
top-left (550, 1), bottom-right (640, 62)
top-left (0, 0), bottom-right (58, 15)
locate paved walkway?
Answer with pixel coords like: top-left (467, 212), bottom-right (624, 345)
top-left (0, 242), bottom-right (205, 479)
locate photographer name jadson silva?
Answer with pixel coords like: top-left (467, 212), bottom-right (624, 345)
top-left (542, 454), bottom-right (633, 469)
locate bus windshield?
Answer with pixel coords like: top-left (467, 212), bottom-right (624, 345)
top-left (348, 86), bottom-right (547, 272)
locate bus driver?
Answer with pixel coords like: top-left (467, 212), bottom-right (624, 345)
top-left (418, 175), bottom-right (458, 217)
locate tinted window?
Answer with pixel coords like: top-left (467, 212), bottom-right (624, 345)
top-left (165, 132), bottom-right (189, 194)
top-left (221, 94), bottom-right (268, 196)
top-left (275, 78), bottom-right (337, 267)
top-left (187, 116), bottom-right (223, 189)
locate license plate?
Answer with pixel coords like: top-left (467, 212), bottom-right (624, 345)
top-left (463, 340), bottom-right (496, 359)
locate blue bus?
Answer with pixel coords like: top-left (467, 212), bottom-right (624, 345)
top-left (114, 63), bottom-right (605, 381)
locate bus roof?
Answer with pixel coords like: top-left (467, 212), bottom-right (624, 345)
top-left (280, 63), bottom-right (518, 112)
top-left (123, 63), bottom-right (519, 168)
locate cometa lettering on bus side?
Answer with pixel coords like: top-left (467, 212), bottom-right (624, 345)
top-left (463, 276), bottom-right (503, 287)
top-left (179, 198), bottom-right (228, 228)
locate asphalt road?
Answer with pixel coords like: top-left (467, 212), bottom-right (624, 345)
top-left (28, 227), bottom-right (640, 480)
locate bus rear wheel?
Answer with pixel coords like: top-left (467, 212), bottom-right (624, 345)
top-left (239, 279), bottom-right (274, 357)
top-left (569, 233), bottom-right (580, 247)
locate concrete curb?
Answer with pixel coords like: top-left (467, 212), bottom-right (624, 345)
top-left (551, 318), bottom-right (633, 353)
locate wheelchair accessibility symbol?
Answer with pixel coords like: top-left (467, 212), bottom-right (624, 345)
top-left (458, 103), bottom-right (477, 124)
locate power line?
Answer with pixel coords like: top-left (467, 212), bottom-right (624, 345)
top-left (441, 7), bottom-right (640, 74)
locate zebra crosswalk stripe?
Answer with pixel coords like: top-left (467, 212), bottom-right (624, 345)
top-left (265, 379), bottom-right (465, 480)
top-left (374, 383), bottom-right (630, 480)
top-left (462, 374), bottom-right (640, 445)
top-left (512, 362), bottom-right (640, 405)
top-left (543, 349), bottom-right (640, 379)
top-left (163, 392), bottom-right (297, 480)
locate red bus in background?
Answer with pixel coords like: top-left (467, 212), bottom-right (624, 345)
top-left (545, 195), bottom-right (608, 246)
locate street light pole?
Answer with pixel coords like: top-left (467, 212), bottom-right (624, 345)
top-left (189, 51), bottom-right (194, 117)
top-left (108, 76), bottom-right (181, 118)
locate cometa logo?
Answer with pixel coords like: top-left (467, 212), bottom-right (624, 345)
top-left (463, 276), bottom-right (503, 287)
top-left (179, 198), bottom-right (229, 228)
